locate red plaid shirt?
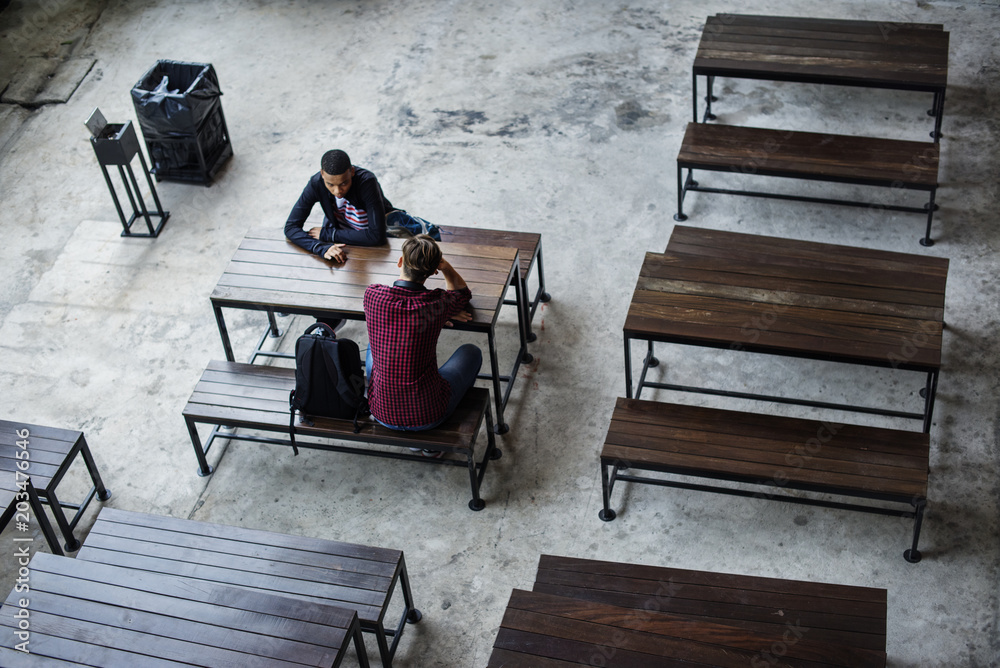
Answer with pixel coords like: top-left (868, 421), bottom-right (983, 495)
top-left (363, 282), bottom-right (472, 427)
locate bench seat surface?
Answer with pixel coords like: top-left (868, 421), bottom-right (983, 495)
top-left (602, 397), bottom-right (929, 500)
top-left (678, 122), bottom-right (939, 187)
top-left (184, 360), bottom-right (487, 451)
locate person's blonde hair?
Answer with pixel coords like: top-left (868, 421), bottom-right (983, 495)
top-left (401, 234), bottom-right (442, 283)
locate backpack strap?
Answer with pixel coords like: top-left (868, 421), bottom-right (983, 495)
top-left (287, 390), bottom-right (300, 456)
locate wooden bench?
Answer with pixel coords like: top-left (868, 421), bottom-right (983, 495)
top-left (183, 361), bottom-right (500, 510)
top-left (599, 398), bottom-right (930, 562)
top-left (523, 555), bottom-right (888, 665)
top-left (77, 508), bottom-right (413, 667)
top-left (443, 225), bottom-right (550, 341)
top-left (674, 122), bottom-right (941, 246)
top-left (0, 421), bottom-right (111, 551)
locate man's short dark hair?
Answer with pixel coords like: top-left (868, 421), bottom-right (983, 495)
top-left (401, 235), bottom-right (442, 284)
top-left (321, 149), bottom-right (351, 175)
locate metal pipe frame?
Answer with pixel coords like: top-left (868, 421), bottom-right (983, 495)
top-left (501, 239), bottom-right (552, 342)
top-left (598, 459), bottom-right (927, 562)
top-left (184, 405), bottom-right (501, 510)
top-left (674, 164), bottom-right (939, 246)
top-left (624, 336), bottom-right (939, 432)
top-left (35, 434), bottom-right (112, 552)
top-left (691, 72), bottom-right (945, 143)
top-left (371, 555), bottom-right (423, 667)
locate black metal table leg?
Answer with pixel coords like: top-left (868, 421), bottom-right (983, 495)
top-left (187, 418), bottom-right (215, 477)
top-left (624, 336), bottom-right (634, 399)
top-left (674, 163), bottom-right (688, 221)
top-left (930, 88), bottom-right (946, 141)
top-left (922, 370), bottom-right (939, 434)
top-left (486, 329), bottom-right (507, 434)
top-left (214, 304), bottom-right (236, 362)
top-left (692, 71), bottom-right (699, 123)
top-left (904, 498), bottom-right (926, 563)
top-left (79, 436), bottom-right (112, 503)
top-left (704, 75), bottom-right (717, 121)
top-left (512, 257), bottom-right (532, 365)
top-left (266, 308), bottom-right (282, 337)
top-left (26, 481), bottom-right (64, 556)
top-left (920, 188), bottom-right (937, 247)
top-left (598, 461), bottom-right (617, 521)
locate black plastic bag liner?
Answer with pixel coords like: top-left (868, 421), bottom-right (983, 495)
top-left (131, 60), bottom-right (222, 140)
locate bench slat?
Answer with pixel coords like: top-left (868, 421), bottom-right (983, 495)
top-left (601, 398), bottom-right (929, 501)
top-left (678, 123), bottom-right (938, 186)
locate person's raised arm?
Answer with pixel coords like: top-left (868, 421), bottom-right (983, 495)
top-left (438, 258), bottom-right (467, 292)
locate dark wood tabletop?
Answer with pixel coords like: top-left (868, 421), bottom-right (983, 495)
top-left (692, 14), bottom-right (950, 137)
top-left (486, 554), bottom-right (889, 667)
top-left (624, 226), bottom-right (948, 430)
top-left (76, 507), bottom-right (417, 666)
top-left (212, 227), bottom-right (517, 329)
top-left (628, 226), bottom-right (947, 369)
top-left (694, 14), bottom-right (948, 90)
top-left (0, 551), bottom-right (369, 667)
top-left (488, 589), bottom-right (885, 667)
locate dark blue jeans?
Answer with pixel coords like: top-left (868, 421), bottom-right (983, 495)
top-left (366, 343), bottom-right (482, 431)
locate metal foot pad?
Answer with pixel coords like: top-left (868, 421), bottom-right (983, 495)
top-left (268, 329), bottom-right (284, 338)
top-left (407, 609), bottom-right (423, 624)
top-left (919, 238), bottom-right (935, 247)
top-left (539, 292), bottom-right (552, 303)
top-left (598, 509), bottom-right (617, 522)
top-left (673, 213), bottom-right (688, 222)
top-left (647, 357), bottom-right (659, 368)
top-left (197, 465), bottom-right (215, 477)
top-left (98, 489), bottom-right (112, 502)
top-left (526, 331), bottom-right (537, 343)
top-left (64, 539), bottom-right (82, 552)
top-left (469, 499), bottom-right (486, 511)
top-left (522, 353), bottom-right (534, 363)
top-left (904, 549), bottom-right (922, 563)
top-left (490, 448), bottom-right (503, 461)
top-left (495, 423), bottom-right (509, 435)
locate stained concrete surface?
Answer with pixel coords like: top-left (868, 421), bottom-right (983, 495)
top-left (1, 0), bottom-right (999, 665)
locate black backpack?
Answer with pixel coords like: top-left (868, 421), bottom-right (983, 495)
top-left (288, 323), bottom-right (367, 454)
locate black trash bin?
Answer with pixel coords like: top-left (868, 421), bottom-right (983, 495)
top-left (131, 60), bottom-right (233, 185)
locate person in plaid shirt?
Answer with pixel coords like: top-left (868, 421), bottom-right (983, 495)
top-left (363, 235), bottom-right (482, 433)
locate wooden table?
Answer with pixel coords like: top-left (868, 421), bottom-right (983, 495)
top-left (486, 554), bottom-right (888, 667)
top-left (0, 552), bottom-right (370, 667)
top-left (625, 226), bottom-right (948, 432)
top-left (0, 421), bottom-right (111, 551)
top-left (77, 508), bottom-right (420, 667)
top-left (693, 14), bottom-right (950, 139)
top-left (210, 228), bottom-right (531, 433)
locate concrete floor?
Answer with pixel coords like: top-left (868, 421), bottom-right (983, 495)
top-left (1, 0), bottom-right (998, 665)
